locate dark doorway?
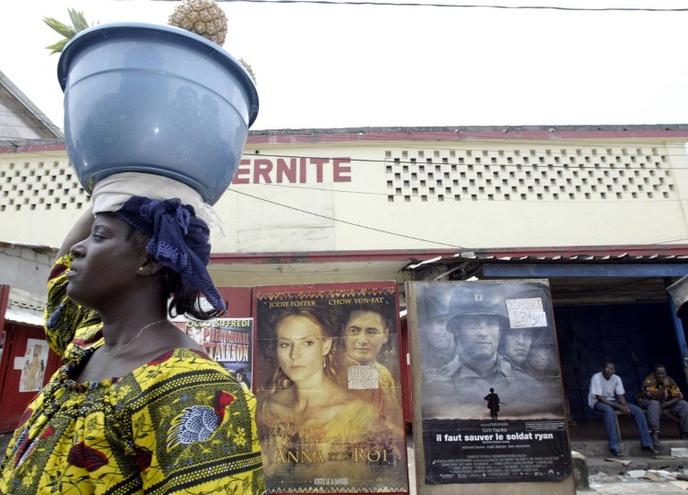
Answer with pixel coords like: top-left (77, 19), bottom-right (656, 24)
top-left (554, 301), bottom-right (684, 422)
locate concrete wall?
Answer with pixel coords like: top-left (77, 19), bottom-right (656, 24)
top-left (0, 245), bottom-right (54, 299)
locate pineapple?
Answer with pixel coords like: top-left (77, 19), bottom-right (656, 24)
top-left (238, 58), bottom-right (256, 83)
top-left (168, 0), bottom-right (228, 46)
top-left (169, 0), bottom-right (256, 83)
top-left (44, 2), bottom-right (254, 83)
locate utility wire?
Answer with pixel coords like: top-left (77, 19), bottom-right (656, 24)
top-left (230, 185), bottom-right (688, 246)
top-left (251, 182), bottom-right (387, 196)
top-left (219, 187), bottom-right (688, 248)
top-left (150, 0), bottom-right (688, 12)
top-left (228, 187), bottom-right (463, 248)
top-left (0, 148), bottom-right (682, 247)
top-left (655, 235), bottom-right (688, 244)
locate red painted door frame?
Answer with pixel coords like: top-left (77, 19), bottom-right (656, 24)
top-left (0, 284), bottom-right (10, 414)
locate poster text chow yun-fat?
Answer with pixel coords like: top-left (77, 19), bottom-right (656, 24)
top-left (408, 280), bottom-right (571, 485)
top-left (254, 283), bottom-right (409, 493)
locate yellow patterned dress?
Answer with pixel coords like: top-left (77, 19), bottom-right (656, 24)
top-left (0, 256), bottom-right (265, 494)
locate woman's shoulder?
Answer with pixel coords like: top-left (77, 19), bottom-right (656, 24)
top-left (130, 347), bottom-right (236, 388)
top-left (263, 389), bottom-right (295, 415)
top-left (340, 395), bottom-right (378, 415)
top-left (373, 361), bottom-right (395, 383)
top-left (315, 390), bottom-right (378, 423)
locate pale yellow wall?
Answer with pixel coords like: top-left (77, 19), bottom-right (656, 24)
top-left (1, 136), bottom-right (686, 252)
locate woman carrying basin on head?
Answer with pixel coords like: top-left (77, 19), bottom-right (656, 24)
top-left (0, 199), bottom-right (265, 494)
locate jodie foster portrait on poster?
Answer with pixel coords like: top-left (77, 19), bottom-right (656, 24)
top-left (254, 283), bottom-right (409, 493)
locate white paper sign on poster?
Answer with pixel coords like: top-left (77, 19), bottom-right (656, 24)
top-left (19, 338), bottom-right (49, 392)
top-left (506, 297), bottom-right (548, 328)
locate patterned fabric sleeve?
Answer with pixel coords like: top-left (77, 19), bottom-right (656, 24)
top-left (667, 377), bottom-right (684, 400)
top-left (44, 255), bottom-right (102, 357)
top-left (127, 349), bottom-right (265, 494)
top-left (640, 375), bottom-right (660, 401)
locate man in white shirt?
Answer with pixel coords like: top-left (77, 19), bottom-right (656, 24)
top-left (589, 361), bottom-right (657, 456)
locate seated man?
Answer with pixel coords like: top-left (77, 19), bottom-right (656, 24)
top-left (637, 364), bottom-right (688, 444)
top-left (589, 361), bottom-right (657, 456)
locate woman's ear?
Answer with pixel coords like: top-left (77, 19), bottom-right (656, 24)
top-left (137, 257), bottom-right (164, 276)
top-left (322, 337), bottom-right (333, 356)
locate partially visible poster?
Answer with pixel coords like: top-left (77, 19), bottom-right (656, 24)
top-left (254, 284), bottom-right (408, 494)
top-left (408, 280), bottom-right (570, 486)
top-left (185, 318), bottom-right (253, 389)
top-left (19, 338), bottom-right (48, 392)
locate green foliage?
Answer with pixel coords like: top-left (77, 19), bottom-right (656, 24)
top-left (43, 8), bottom-right (92, 54)
top-left (68, 8), bottom-right (89, 33)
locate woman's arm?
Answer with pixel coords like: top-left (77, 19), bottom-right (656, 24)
top-left (131, 358), bottom-right (265, 493)
top-left (45, 207), bottom-right (101, 357)
top-left (56, 207), bottom-right (93, 259)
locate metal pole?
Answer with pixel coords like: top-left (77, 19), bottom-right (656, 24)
top-left (668, 297), bottom-right (688, 386)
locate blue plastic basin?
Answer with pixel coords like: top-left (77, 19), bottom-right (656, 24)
top-left (58, 22), bottom-right (259, 205)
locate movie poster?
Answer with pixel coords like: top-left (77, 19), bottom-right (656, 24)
top-left (185, 318), bottom-right (253, 389)
top-left (254, 283), bottom-right (409, 494)
top-left (407, 280), bottom-right (571, 486)
top-left (19, 338), bottom-right (48, 392)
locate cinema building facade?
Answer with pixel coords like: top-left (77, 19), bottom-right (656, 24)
top-left (2, 124), bottom-right (688, 431)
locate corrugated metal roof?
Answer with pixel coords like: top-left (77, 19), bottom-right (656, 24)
top-left (0, 240), bottom-right (56, 254)
top-left (5, 307), bottom-right (43, 326)
top-left (0, 70), bottom-right (63, 139)
top-left (5, 287), bottom-right (45, 327)
top-left (405, 245), bottom-right (688, 270)
top-left (4, 124), bottom-right (688, 154)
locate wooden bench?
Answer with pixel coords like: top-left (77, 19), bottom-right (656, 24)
top-left (613, 411), bottom-right (623, 441)
top-left (613, 409), bottom-right (682, 442)
top-left (661, 409), bottom-right (683, 436)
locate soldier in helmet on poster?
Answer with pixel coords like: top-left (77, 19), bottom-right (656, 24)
top-left (411, 281), bottom-right (571, 486)
top-left (423, 284), bottom-right (560, 419)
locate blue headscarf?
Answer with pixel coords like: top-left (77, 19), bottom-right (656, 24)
top-left (116, 196), bottom-right (226, 312)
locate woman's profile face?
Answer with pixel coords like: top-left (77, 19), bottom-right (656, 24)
top-left (67, 214), bottom-right (145, 309)
top-left (276, 314), bottom-right (332, 384)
